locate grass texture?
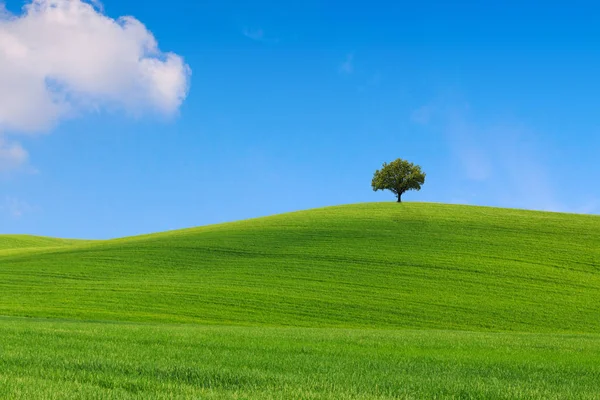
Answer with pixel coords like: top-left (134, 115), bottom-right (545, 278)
top-left (1, 202), bottom-right (599, 398)
top-left (1, 317), bottom-right (599, 399)
top-left (1, 202), bottom-right (599, 332)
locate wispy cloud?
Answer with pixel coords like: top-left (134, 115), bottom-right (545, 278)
top-left (411, 96), bottom-right (565, 212)
top-left (0, 138), bottom-right (28, 173)
top-left (568, 199), bottom-right (599, 215)
top-left (339, 53), bottom-right (354, 75)
top-left (89, 0), bottom-right (104, 12)
top-left (358, 72), bottom-right (382, 92)
top-left (243, 27), bottom-right (265, 41)
top-left (0, 196), bottom-right (33, 218)
top-left (242, 27), bottom-right (279, 43)
top-left (411, 104), bottom-right (435, 125)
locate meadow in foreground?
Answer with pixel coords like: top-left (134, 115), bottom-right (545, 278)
top-left (2, 317), bottom-right (600, 399)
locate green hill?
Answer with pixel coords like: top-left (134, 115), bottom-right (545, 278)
top-left (2, 202), bottom-right (600, 398)
top-left (2, 202), bottom-right (599, 332)
top-left (0, 234), bottom-right (85, 250)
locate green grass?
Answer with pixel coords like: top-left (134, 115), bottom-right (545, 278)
top-left (1, 202), bottom-right (599, 332)
top-left (1, 202), bottom-right (600, 398)
top-left (0, 235), bottom-right (85, 254)
top-left (2, 317), bottom-right (600, 399)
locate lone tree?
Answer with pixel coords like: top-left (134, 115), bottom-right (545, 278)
top-left (371, 158), bottom-right (426, 202)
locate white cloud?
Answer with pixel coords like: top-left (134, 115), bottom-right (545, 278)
top-left (0, 0), bottom-right (191, 170)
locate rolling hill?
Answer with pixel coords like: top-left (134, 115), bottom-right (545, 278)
top-left (2, 202), bottom-right (600, 398)
top-left (1, 202), bottom-right (599, 332)
top-left (0, 235), bottom-right (85, 251)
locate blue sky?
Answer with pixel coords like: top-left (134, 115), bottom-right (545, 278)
top-left (1, 0), bottom-right (599, 239)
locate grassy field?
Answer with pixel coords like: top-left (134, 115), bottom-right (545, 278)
top-left (1, 202), bottom-right (599, 398)
top-left (2, 317), bottom-right (600, 399)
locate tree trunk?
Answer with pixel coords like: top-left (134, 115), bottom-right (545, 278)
top-left (397, 192), bottom-right (402, 203)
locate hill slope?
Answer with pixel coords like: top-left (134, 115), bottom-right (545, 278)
top-left (1, 202), bottom-right (599, 332)
top-left (0, 235), bottom-right (85, 251)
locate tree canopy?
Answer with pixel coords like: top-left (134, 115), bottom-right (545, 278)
top-left (371, 158), bottom-right (426, 202)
